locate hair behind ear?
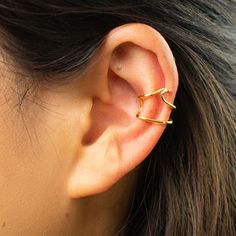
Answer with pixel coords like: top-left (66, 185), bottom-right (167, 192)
top-left (120, 29), bottom-right (236, 236)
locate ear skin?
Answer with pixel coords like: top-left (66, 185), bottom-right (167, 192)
top-left (82, 69), bottom-right (137, 146)
top-left (67, 23), bottom-right (179, 198)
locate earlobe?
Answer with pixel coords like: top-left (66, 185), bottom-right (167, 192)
top-left (67, 23), bottom-right (179, 198)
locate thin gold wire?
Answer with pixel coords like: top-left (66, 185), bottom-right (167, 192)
top-left (136, 88), bottom-right (176, 125)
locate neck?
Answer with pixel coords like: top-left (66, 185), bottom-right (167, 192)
top-left (67, 168), bottom-right (139, 236)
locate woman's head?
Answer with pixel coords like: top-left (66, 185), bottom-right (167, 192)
top-left (0, 1), bottom-right (235, 235)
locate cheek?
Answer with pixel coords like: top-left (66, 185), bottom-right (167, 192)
top-left (0, 110), bottom-right (73, 235)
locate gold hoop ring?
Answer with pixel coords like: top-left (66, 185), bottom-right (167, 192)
top-left (136, 88), bottom-right (176, 125)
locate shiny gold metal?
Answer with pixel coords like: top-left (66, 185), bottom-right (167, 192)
top-left (136, 88), bottom-right (176, 125)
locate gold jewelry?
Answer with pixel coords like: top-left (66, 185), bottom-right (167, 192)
top-left (136, 88), bottom-right (176, 125)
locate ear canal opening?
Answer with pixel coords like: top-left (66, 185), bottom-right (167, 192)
top-left (82, 70), bottom-right (137, 146)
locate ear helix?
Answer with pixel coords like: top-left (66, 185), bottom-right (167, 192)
top-left (136, 87), bottom-right (176, 125)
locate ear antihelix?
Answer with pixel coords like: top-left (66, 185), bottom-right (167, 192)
top-left (136, 87), bottom-right (176, 125)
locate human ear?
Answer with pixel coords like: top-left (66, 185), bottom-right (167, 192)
top-left (67, 23), bottom-right (179, 198)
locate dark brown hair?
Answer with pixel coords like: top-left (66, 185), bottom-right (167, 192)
top-left (0, 1), bottom-right (235, 235)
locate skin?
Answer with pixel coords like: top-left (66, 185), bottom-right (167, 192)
top-left (0, 23), bottom-right (179, 235)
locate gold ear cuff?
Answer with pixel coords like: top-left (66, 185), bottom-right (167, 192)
top-left (136, 88), bottom-right (176, 125)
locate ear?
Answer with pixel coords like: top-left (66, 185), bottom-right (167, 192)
top-left (67, 23), bottom-right (179, 198)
